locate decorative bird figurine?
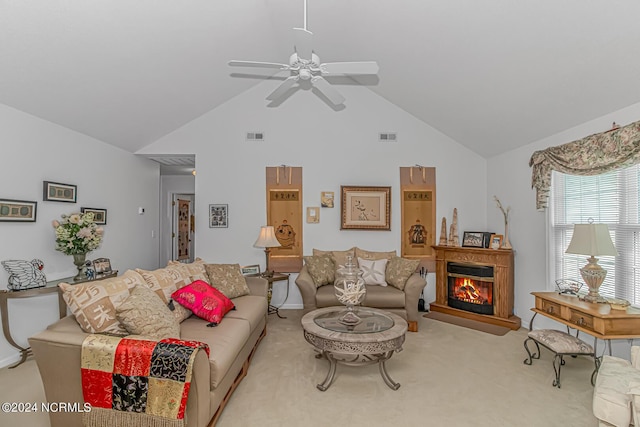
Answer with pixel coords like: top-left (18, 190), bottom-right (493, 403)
top-left (2, 259), bottom-right (47, 290)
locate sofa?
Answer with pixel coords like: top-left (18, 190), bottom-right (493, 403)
top-left (295, 247), bottom-right (426, 332)
top-left (28, 260), bottom-right (268, 427)
top-left (593, 346), bottom-right (640, 427)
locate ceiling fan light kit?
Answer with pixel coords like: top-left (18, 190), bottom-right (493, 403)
top-left (228, 0), bottom-right (379, 106)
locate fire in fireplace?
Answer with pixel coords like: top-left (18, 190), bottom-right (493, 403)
top-left (447, 262), bottom-right (494, 315)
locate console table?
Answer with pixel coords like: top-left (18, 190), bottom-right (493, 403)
top-left (0, 271), bottom-right (117, 368)
top-left (530, 291), bottom-right (640, 356)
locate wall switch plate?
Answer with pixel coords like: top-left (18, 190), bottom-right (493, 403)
top-left (138, 207), bottom-right (145, 214)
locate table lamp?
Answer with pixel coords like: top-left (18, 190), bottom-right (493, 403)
top-left (253, 225), bottom-right (281, 277)
top-left (565, 220), bottom-right (618, 303)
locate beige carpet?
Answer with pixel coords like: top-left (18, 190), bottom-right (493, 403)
top-left (0, 310), bottom-right (598, 427)
top-left (423, 311), bottom-right (512, 336)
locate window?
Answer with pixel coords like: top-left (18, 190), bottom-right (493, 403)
top-left (550, 165), bottom-right (640, 305)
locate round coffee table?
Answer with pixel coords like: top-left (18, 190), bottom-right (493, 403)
top-left (301, 306), bottom-right (407, 391)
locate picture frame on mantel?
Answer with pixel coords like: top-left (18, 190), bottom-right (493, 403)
top-left (461, 231), bottom-right (485, 248)
top-left (43, 181), bottom-right (77, 203)
top-left (340, 186), bottom-right (391, 230)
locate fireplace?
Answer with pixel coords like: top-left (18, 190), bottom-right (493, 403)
top-left (447, 263), bottom-right (494, 315)
top-left (429, 246), bottom-right (520, 330)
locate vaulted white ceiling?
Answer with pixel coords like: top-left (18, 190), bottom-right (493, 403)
top-left (2, 1), bottom-right (640, 158)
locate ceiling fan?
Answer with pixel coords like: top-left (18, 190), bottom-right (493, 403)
top-left (228, 0), bottom-right (379, 106)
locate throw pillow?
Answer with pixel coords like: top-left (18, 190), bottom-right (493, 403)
top-left (166, 258), bottom-right (209, 284)
top-left (116, 284), bottom-right (180, 339)
top-left (204, 264), bottom-right (250, 299)
top-left (354, 248), bottom-right (396, 264)
top-left (59, 269), bottom-right (146, 335)
top-left (357, 257), bottom-right (388, 286)
top-left (386, 256), bottom-right (421, 290)
top-left (135, 267), bottom-right (192, 322)
top-left (313, 247), bottom-right (355, 269)
top-left (304, 255), bottom-right (335, 287)
top-left (171, 280), bottom-right (235, 326)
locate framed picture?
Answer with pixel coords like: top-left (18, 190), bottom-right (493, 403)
top-left (306, 207), bottom-right (320, 223)
top-left (92, 257), bottom-right (112, 274)
top-left (209, 204), bottom-right (228, 228)
top-left (462, 231), bottom-right (485, 248)
top-left (81, 207), bottom-right (107, 225)
top-left (490, 234), bottom-right (503, 250)
top-left (43, 181), bottom-right (77, 203)
top-left (0, 199), bottom-right (37, 222)
top-left (340, 186), bottom-right (391, 230)
top-left (321, 191), bottom-right (334, 208)
top-left (240, 264), bottom-right (261, 276)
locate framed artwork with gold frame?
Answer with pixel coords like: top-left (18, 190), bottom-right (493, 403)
top-left (340, 186), bottom-right (391, 230)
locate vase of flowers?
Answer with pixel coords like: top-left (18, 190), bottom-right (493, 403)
top-left (52, 212), bottom-right (104, 281)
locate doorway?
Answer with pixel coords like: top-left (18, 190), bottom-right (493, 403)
top-left (172, 193), bottom-right (195, 263)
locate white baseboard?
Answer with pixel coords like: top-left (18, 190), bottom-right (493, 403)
top-left (275, 303), bottom-right (303, 310)
top-left (0, 352), bottom-right (21, 369)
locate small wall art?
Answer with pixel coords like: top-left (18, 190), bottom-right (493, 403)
top-left (81, 207), bottom-right (107, 225)
top-left (321, 191), bottom-right (334, 208)
top-left (209, 204), bottom-right (228, 228)
top-left (43, 181), bottom-right (77, 203)
top-left (306, 207), bottom-right (320, 223)
top-left (0, 199), bottom-right (37, 222)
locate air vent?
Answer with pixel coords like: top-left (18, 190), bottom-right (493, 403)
top-left (246, 132), bottom-right (265, 141)
top-left (379, 132), bottom-right (397, 142)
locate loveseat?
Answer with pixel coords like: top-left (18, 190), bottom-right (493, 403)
top-left (28, 260), bottom-right (268, 427)
top-left (295, 247), bottom-right (426, 332)
top-left (593, 346), bottom-right (640, 426)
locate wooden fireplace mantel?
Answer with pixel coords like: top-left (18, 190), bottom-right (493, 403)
top-left (429, 245), bottom-right (521, 330)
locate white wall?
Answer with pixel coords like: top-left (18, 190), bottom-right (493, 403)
top-left (487, 100), bottom-right (640, 358)
top-left (159, 175), bottom-right (196, 266)
top-left (0, 103), bottom-right (161, 367)
top-left (139, 80), bottom-right (488, 308)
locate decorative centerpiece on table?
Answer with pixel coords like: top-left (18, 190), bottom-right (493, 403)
top-left (334, 256), bottom-right (366, 325)
top-left (52, 212), bottom-right (104, 281)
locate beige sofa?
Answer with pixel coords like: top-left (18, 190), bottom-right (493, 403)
top-left (593, 346), bottom-right (640, 427)
top-left (295, 248), bottom-right (426, 332)
top-left (28, 273), bottom-right (268, 427)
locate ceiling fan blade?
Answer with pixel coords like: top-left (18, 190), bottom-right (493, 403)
top-left (320, 61), bottom-right (379, 75)
top-left (266, 76), bottom-right (299, 101)
top-left (293, 28), bottom-right (313, 60)
top-left (311, 76), bottom-right (345, 105)
top-left (228, 60), bottom-right (289, 69)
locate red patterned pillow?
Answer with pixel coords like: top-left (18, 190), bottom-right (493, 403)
top-left (171, 280), bottom-right (235, 326)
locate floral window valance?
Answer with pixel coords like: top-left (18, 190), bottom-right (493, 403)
top-left (529, 120), bottom-right (640, 210)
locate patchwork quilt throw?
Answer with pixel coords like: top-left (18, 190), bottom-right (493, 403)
top-left (81, 334), bottom-right (209, 427)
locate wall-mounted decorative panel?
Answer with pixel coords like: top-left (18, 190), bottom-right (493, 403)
top-left (400, 166), bottom-right (436, 272)
top-left (266, 166), bottom-right (303, 272)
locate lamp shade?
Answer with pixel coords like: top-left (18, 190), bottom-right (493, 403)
top-left (565, 223), bottom-right (618, 257)
top-left (253, 226), bottom-right (281, 248)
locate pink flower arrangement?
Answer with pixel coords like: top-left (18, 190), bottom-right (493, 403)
top-left (52, 212), bottom-right (103, 255)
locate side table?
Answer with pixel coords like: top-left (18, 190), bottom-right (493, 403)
top-left (262, 273), bottom-right (290, 319)
top-left (0, 271), bottom-right (117, 368)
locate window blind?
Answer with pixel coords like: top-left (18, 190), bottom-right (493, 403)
top-left (550, 166), bottom-right (640, 305)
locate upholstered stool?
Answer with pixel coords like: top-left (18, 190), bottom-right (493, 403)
top-left (523, 329), bottom-right (598, 388)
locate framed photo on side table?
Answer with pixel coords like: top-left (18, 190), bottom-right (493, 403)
top-left (241, 265), bottom-right (261, 276)
top-left (340, 186), bottom-right (391, 230)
